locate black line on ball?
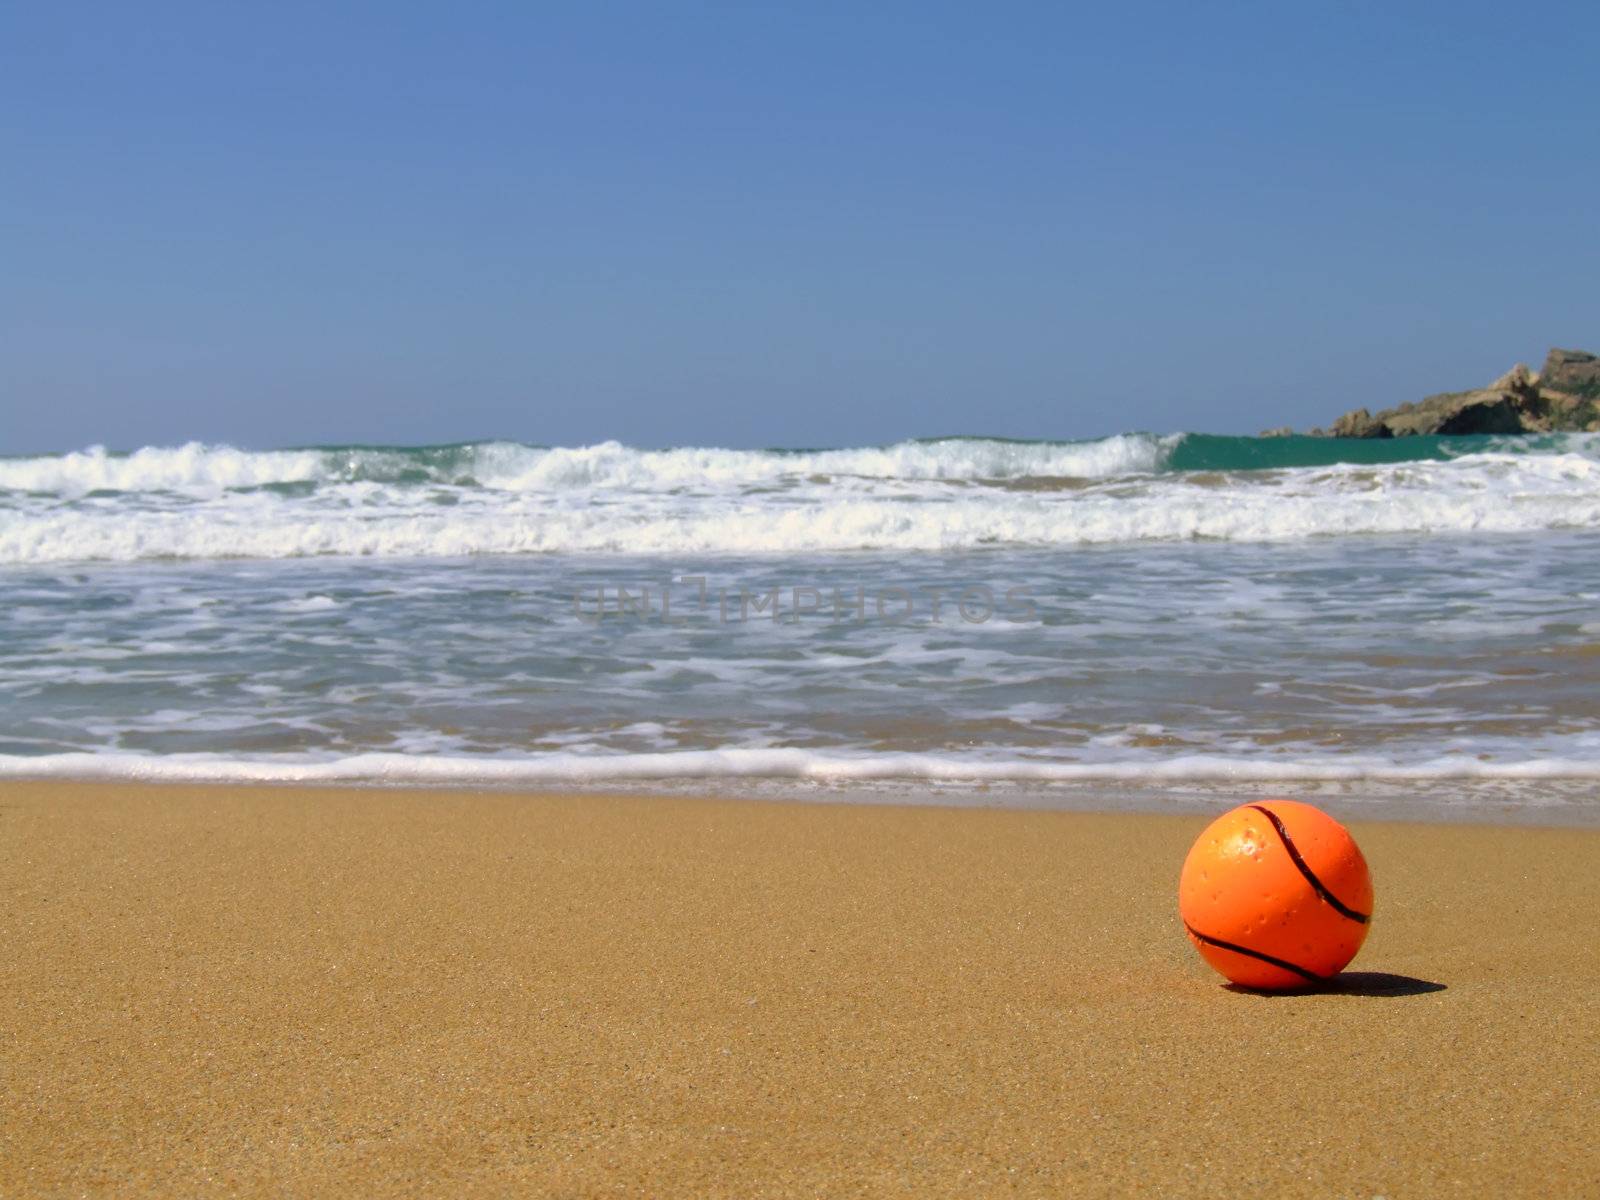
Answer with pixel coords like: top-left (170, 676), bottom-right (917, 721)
top-left (1183, 923), bottom-right (1325, 983)
top-left (1248, 804), bottom-right (1370, 925)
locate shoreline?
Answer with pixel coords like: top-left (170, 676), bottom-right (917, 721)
top-left (5, 780), bottom-right (1598, 1195)
top-left (2, 772), bottom-right (1597, 828)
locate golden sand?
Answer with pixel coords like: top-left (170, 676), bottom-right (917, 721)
top-left (3, 782), bottom-right (1597, 1196)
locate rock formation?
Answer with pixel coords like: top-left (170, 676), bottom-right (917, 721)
top-left (1541, 348), bottom-right (1600, 399)
top-left (1310, 347), bottom-right (1599, 437)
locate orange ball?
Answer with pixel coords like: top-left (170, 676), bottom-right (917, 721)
top-left (1178, 800), bottom-right (1373, 989)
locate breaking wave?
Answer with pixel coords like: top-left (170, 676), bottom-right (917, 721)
top-left (0, 435), bottom-right (1176, 496)
top-left (3, 433), bottom-right (1599, 562)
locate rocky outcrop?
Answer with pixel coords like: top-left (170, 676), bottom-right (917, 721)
top-left (1381, 390), bottom-right (1526, 436)
top-left (1310, 347), bottom-right (1599, 437)
top-left (1542, 348), bottom-right (1600, 399)
top-left (1489, 363), bottom-right (1539, 398)
top-left (1328, 408), bottom-right (1392, 439)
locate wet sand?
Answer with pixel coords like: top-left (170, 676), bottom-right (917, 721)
top-left (3, 781), bottom-right (1597, 1196)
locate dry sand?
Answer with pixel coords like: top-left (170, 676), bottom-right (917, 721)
top-left (3, 781), bottom-right (1597, 1197)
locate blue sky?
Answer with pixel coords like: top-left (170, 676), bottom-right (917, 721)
top-left (3, 1), bottom-right (1597, 453)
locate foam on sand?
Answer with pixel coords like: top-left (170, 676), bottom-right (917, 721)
top-left (6, 747), bottom-right (1600, 786)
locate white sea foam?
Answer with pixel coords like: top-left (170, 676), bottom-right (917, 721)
top-left (4, 748), bottom-right (1600, 785)
top-left (473, 435), bottom-right (1180, 489)
top-left (279, 595), bottom-right (341, 612)
top-left (3, 446), bottom-right (1599, 562)
top-left (0, 435), bottom-right (1174, 497)
top-left (5, 527), bottom-right (1596, 808)
top-left (0, 443), bottom-right (330, 495)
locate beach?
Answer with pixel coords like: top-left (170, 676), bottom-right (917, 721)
top-left (12, 2), bottom-right (1600, 1193)
top-left (5, 781), bottom-right (1597, 1197)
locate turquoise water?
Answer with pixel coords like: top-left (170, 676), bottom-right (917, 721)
top-left (1162, 431), bottom-right (1590, 471)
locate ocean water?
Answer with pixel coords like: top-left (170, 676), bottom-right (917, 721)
top-left (3, 434), bottom-right (1599, 819)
